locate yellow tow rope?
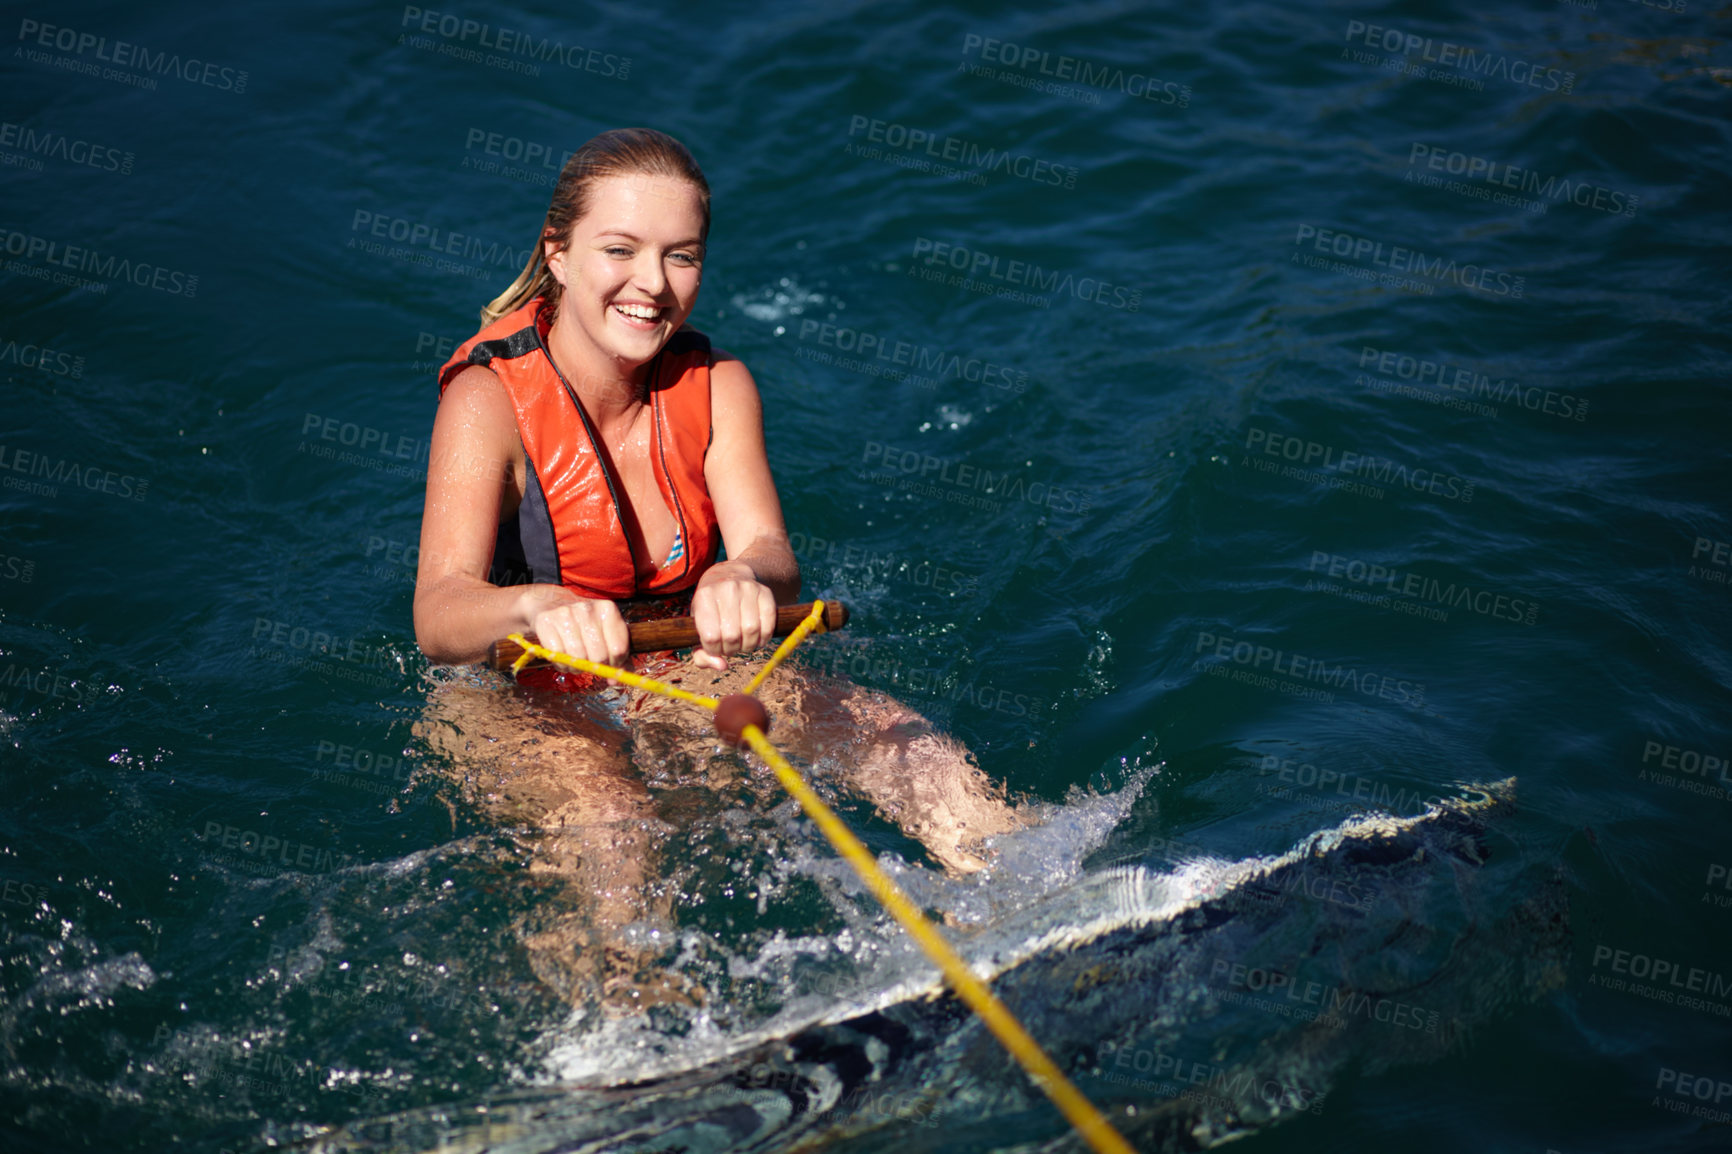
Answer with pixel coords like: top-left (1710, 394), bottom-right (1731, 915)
top-left (505, 600), bottom-right (1133, 1154)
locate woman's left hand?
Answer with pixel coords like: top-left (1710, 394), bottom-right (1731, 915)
top-left (690, 561), bottom-right (778, 670)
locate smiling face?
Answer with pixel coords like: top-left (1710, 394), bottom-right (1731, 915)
top-left (544, 174), bottom-right (707, 374)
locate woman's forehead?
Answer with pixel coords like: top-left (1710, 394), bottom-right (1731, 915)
top-left (582, 174), bottom-right (704, 223)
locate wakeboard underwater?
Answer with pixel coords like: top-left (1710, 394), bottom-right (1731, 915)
top-left (292, 778), bottom-right (1564, 1154)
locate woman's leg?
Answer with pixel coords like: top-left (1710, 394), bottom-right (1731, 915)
top-left (415, 679), bottom-right (684, 1012)
top-left (415, 659), bottom-right (1027, 1012)
top-left (633, 663), bottom-right (1026, 874)
top-left (801, 675), bottom-right (1025, 874)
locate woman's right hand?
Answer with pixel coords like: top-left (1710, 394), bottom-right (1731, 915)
top-left (520, 586), bottom-right (630, 668)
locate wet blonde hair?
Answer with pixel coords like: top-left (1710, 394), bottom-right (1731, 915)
top-left (481, 127), bottom-right (711, 325)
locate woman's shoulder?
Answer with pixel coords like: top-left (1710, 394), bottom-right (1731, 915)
top-left (706, 348), bottom-right (761, 421)
top-left (438, 361), bottom-right (514, 419)
top-left (429, 363), bottom-right (520, 471)
top-left (705, 343), bottom-right (754, 387)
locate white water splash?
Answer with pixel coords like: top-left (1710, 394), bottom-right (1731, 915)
top-left (537, 768), bottom-right (1156, 1086)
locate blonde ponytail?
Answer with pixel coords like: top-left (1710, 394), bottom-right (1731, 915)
top-left (480, 244), bottom-right (556, 326)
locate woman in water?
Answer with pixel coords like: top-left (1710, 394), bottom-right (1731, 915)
top-left (412, 128), bottom-right (1019, 1010)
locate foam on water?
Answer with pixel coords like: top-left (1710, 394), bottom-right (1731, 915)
top-left (727, 277), bottom-right (833, 328)
top-left (537, 767), bottom-right (1156, 1086)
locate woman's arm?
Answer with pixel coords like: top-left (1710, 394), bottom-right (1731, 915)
top-left (413, 365), bottom-right (628, 665)
top-left (690, 352), bottom-right (800, 669)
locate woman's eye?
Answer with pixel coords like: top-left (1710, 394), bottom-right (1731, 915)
top-left (605, 246), bottom-right (632, 257)
top-left (671, 253), bottom-right (699, 266)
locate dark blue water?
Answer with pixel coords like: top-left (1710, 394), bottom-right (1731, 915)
top-left (3, 1), bottom-right (1730, 1151)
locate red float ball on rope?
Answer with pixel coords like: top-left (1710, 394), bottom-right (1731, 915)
top-left (714, 693), bottom-right (770, 747)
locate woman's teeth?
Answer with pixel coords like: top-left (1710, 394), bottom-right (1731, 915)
top-left (614, 303), bottom-right (661, 320)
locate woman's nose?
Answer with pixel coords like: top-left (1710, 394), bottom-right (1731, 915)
top-left (631, 253), bottom-right (668, 296)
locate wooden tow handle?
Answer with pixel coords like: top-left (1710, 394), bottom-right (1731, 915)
top-left (487, 600), bottom-right (850, 673)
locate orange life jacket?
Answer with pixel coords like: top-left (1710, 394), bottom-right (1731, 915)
top-left (438, 297), bottom-right (719, 603)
